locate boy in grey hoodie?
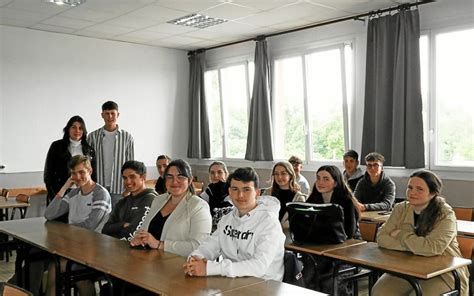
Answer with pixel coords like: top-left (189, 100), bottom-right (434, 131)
top-left (184, 167), bottom-right (285, 281)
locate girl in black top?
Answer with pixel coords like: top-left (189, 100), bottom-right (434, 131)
top-left (307, 165), bottom-right (360, 239)
top-left (44, 116), bottom-right (96, 205)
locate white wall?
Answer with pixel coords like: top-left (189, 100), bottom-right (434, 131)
top-left (0, 26), bottom-right (189, 183)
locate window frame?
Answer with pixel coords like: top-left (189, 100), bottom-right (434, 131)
top-left (271, 41), bottom-right (354, 165)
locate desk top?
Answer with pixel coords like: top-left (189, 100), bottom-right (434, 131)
top-left (360, 211), bottom-right (391, 223)
top-left (0, 217), bottom-right (265, 295)
top-left (222, 280), bottom-right (328, 295)
top-left (324, 242), bottom-right (471, 280)
top-left (8, 187), bottom-right (47, 197)
top-left (286, 239), bottom-right (366, 256)
top-left (0, 198), bottom-right (30, 209)
top-left (457, 220), bottom-right (474, 237)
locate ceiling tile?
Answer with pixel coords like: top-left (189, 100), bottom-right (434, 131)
top-left (0, 7), bottom-right (50, 22)
top-left (180, 28), bottom-right (230, 40)
top-left (82, 23), bottom-right (135, 35)
top-left (126, 4), bottom-right (187, 22)
top-left (40, 16), bottom-right (96, 30)
top-left (0, 16), bottom-right (36, 27)
top-left (102, 15), bottom-right (159, 29)
top-left (79, 0), bottom-right (155, 14)
top-left (61, 7), bottom-right (120, 22)
top-left (237, 11), bottom-right (301, 27)
top-left (5, 0), bottom-right (69, 15)
top-left (231, 0), bottom-right (299, 11)
top-left (201, 3), bottom-right (260, 20)
top-left (115, 30), bottom-right (169, 41)
top-left (31, 23), bottom-right (76, 33)
top-left (155, 0), bottom-right (221, 13)
top-left (158, 35), bottom-right (205, 45)
top-left (310, 0), bottom-right (396, 13)
top-left (145, 22), bottom-right (198, 34)
top-left (269, 18), bottom-right (314, 30)
top-left (205, 20), bottom-right (259, 37)
top-left (269, 2), bottom-right (338, 19)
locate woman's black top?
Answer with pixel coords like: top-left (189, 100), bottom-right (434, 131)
top-left (148, 211), bottom-right (169, 240)
top-left (274, 189), bottom-right (294, 221)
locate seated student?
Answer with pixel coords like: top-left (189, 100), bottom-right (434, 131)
top-left (102, 160), bottom-right (157, 241)
top-left (342, 150), bottom-right (364, 192)
top-left (353, 152), bottom-right (396, 212)
top-left (373, 170), bottom-right (469, 295)
top-left (288, 155), bottom-right (310, 194)
top-left (306, 165), bottom-right (361, 239)
top-left (155, 154), bottom-right (171, 194)
top-left (262, 161), bottom-right (306, 225)
top-left (44, 155), bottom-right (112, 296)
top-left (130, 159), bottom-right (212, 257)
top-left (200, 161), bottom-right (233, 226)
top-left (183, 167), bottom-right (285, 281)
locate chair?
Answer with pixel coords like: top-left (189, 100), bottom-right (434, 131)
top-left (453, 207), bottom-right (474, 221)
top-left (1, 282), bottom-right (33, 296)
top-left (192, 181), bottom-right (204, 195)
top-left (1, 188), bottom-right (9, 200)
top-left (359, 221), bottom-right (379, 242)
top-left (10, 194), bottom-right (30, 220)
top-left (457, 235), bottom-right (473, 295)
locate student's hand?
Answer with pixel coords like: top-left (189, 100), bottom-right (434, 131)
top-left (183, 257), bottom-right (207, 277)
top-left (132, 230), bottom-right (160, 249)
top-left (389, 229), bottom-right (401, 238)
top-left (355, 201), bottom-right (366, 212)
top-left (55, 177), bottom-right (75, 198)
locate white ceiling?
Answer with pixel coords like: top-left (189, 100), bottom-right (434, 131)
top-left (0, 0), bottom-right (414, 51)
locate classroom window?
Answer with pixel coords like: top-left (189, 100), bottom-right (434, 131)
top-left (204, 62), bottom-right (254, 158)
top-left (423, 27), bottom-right (474, 168)
top-left (273, 44), bottom-right (352, 161)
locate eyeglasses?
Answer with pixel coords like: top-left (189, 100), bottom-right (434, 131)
top-left (366, 163), bottom-right (381, 169)
top-left (164, 174), bottom-right (188, 182)
top-left (273, 172), bottom-right (289, 177)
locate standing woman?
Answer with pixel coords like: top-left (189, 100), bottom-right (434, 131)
top-left (44, 116), bottom-right (96, 205)
top-left (263, 161), bottom-right (306, 225)
top-left (306, 165), bottom-right (360, 239)
top-left (130, 159), bottom-right (212, 257)
top-left (373, 170), bottom-right (469, 295)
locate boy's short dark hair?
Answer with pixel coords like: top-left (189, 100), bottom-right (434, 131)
top-left (227, 167), bottom-right (259, 189)
top-left (102, 101), bottom-right (118, 111)
top-left (121, 160), bottom-right (147, 176)
top-left (288, 156), bottom-right (303, 165)
top-left (344, 150), bottom-right (359, 162)
top-left (365, 152), bottom-right (385, 163)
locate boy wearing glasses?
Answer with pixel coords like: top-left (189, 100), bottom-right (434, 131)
top-left (102, 160), bottom-right (157, 241)
top-left (353, 152), bottom-right (396, 212)
top-left (183, 167), bottom-right (285, 281)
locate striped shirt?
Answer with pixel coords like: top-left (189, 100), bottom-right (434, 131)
top-left (87, 126), bottom-right (134, 194)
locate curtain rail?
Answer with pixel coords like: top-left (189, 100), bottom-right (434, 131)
top-left (188, 0), bottom-right (434, 56)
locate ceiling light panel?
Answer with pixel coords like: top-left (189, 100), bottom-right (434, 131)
top-left (167, 13), bottom-right (227, 29)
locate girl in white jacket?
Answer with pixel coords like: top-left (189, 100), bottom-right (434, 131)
top-left (184, 167), bottom-right (285, 281)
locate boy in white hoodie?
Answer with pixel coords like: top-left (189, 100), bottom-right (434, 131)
top-left (184, 167), bottom-right (285, 281)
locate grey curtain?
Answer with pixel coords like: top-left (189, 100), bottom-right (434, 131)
top-left (245, 38), bottom-right (274, 161)
top-left (361, 9), bottom-right (424, 168)
top-left (187, 51), bottom-right (210, 159)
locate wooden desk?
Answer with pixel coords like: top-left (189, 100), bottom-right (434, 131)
top-left (360, 211), bottom-right (390, 223)
top-left (457, 220), bottom-right (474, 237)
top-left (0, 218), bottom-right (265, 295)
top-left (222, 280), bottom-right (328, 295)
top-left (324, 242), bottom-right (471, 296)
top-left (8, 187), bottom-right (47, 197)
top-left (286, 239), bottom-right (366, 256)
top-left (0, 197), bottom-right (30, 220)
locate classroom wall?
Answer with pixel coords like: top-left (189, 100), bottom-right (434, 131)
top-left (0, 25), bottom-right (189, 185)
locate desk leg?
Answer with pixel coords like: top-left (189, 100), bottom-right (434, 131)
top-left (402, 276), bottom-right (422, 296)
top-left (53, 256), bottom-right (62, 296)
top-left (451, 270), bottom-right (460, 294)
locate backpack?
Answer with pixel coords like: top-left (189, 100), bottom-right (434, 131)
top-left (283, 251), bottom-right (305, 287)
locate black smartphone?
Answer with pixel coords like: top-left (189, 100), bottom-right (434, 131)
top-left (130, 244), bottom-right (150, 250)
